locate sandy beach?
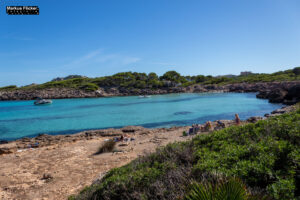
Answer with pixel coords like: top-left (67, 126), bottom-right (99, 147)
top-left (0, 125), bottom-right (200, 200)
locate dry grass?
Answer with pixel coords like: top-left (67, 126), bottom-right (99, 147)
top-left (94, 140), bottom-right (116, 155)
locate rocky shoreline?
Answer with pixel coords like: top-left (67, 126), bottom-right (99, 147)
top-left (0, 81), bottom-right (300, 104)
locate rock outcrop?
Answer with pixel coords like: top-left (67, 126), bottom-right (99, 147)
top-left (284, 85), bottom-right (300, 104)
top-left (190, 81), bottom-right (300, 104)
top-left (251, 82), bottom-right (300, 105)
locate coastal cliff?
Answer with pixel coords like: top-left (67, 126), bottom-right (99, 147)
top-left (1, 81), bottom-right (300, 104)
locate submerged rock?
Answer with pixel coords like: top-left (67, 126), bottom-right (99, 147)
top-left (121, 126), bottom-right (145, 133)
top-left (174, 111), bottom-right (193, 115)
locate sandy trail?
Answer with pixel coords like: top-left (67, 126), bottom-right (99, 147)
top-left (0, 127), bottom-right (195, 200)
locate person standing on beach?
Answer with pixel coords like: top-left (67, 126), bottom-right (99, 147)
top-left (235, 114), bottom-right (241, 125)
top-left (204, 121), bottom-right (213, 131)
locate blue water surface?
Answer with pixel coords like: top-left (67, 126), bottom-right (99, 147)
top-left (0, 93), bottom-right (282, 140)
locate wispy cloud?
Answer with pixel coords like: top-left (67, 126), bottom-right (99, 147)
top-left (121, 57), bottom-right (141, 65)
top-left (69, 49), bottom-right (103, 66)
top-left (63, 49), bottom-right (141, 70)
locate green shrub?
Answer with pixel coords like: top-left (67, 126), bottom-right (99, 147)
top-left (94, 140), bottom-right (116, 155)
top-left (267, 178), bottom-right (296, 200)
top-left (292, 67), bottom-right (300, 75)
top-left (185, 178), bottom-right (269, 200)
top-left (80, 83), bottom-right (99, 92)
top-left (0, 85), bottom-right (18, 91)
top-left (72, 108), bottom-right (300, 200)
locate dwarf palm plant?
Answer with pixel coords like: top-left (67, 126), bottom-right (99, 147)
top-left (185, 178), bottom-right (269, 200)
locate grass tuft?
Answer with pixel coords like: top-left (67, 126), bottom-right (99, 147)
top-left (94, 140), bottom-right (116, 155)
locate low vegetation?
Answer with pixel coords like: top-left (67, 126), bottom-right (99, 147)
top-left (70, 106), bottom-right (300, 200)
top-left (1, 67), bottom-right (300, 91)
top-left (0, 85), bottom-right (18, 91)
top-left (94, 140), bottom-right (116, 155)
top-left (185, 178), bottom-right (269, 200)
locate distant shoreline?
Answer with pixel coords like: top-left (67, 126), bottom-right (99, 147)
top-left (0, 81), bottom-right (300, 105)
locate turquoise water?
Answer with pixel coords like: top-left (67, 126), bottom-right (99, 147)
top-left (0, 93), bottom-right (282, 140)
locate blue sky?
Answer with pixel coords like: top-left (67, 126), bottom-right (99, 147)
top-left (1, 0), bottom-right (300, 86)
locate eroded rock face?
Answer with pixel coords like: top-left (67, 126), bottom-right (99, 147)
top-left (190, 85), bottom-right (207, 93)
top-left (257, 89), bottom-right (288, 103)
top-left (0, 88), bottom-right (106, 101)
top-left (284, 85), bottom-right (300, 104)
top-left (269, 89), bottom-right (288, 103)
top-left (254, 82), bottom-right (300, 104)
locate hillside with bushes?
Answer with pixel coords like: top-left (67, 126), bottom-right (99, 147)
top-left (70, 106), bottom-right (300, 200)
top-left (1, 67), bottom-right (300, 92)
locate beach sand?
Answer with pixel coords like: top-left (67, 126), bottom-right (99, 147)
top-left (0, 126), bottom-right (202, 200)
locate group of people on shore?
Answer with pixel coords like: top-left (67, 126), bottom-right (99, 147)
top-left (113, 134), bottom-right (135, 142)
top-left (187, 113), bottom-right (241, 135)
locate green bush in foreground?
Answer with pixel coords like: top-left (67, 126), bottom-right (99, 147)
top-left (70, 108), bottom-right (300, 200)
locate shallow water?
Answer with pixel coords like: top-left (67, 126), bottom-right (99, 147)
top-left (0, 93), bottom-right (282, 140)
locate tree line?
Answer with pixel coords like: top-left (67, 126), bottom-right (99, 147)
top-left (1, 67), bottom-right (300, 91)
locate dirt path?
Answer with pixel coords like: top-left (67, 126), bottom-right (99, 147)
top-left (0, 127), bottom-right (197, 200)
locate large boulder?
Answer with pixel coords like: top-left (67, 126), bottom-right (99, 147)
top-left (267, 88), bottom-right (288, 103)
top-left (284, 85), bottom-right (300, 104)
top-left (256, 90), bottom-right (269, 99)
top-left (247, 116), bottom-right (263, 123)
top-left (257, 88), bottom-right (288, 103)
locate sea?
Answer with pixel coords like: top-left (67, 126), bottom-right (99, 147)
top-left (0, 93), bottom-right (282, 140)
